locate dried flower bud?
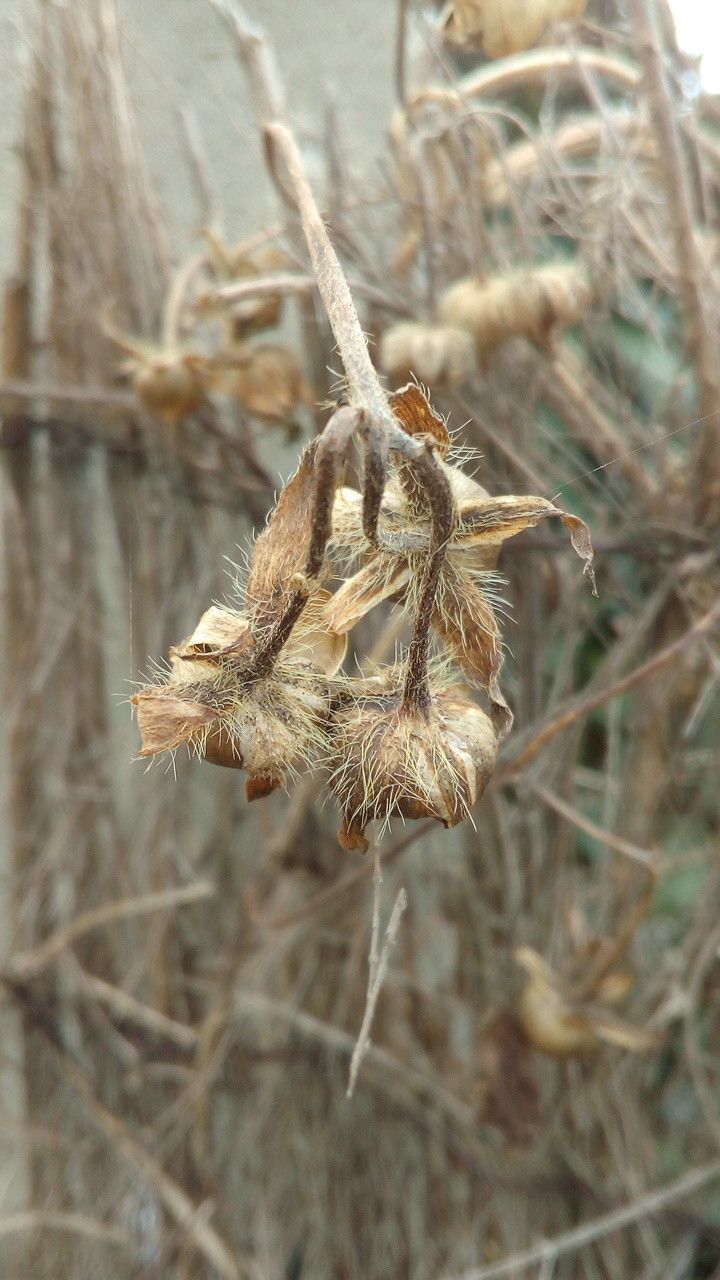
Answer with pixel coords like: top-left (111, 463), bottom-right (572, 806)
top-left (379, 322), bottom-right (477, 388)
top-left (133, 598), bottom-right (344, 800)
top-left (440, 0), bottom-right (587, 58)
top-left (439, 262), bottom-right (592, 357)
top-left (217, 342), bottom-right (312, 424)
top-left (132, 352), bottom-right (207, 423)
top-left (133, 439), bottom-right (346, 799)
top-left (327, 680), bottom-right (498, 851)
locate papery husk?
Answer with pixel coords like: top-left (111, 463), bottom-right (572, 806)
top-left (327, 682), bottom-right (498, 851)
top-left (439, 262), bottom-right (593, 356)
top-left (327, 473), bottom-right (595, 732)
top-left (380, 322), bottom-right (478, 388)
top-left (441, 0), bottom-right (588, 58)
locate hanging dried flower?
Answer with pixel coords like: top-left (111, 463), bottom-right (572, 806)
top-left (326, 384), bottom-right (594, 732)
top-left (327, 674), bottom-right (498, 851)
top-left (213, 341), bottom-right (313, 425)
top-left (104, 319), bottom-right (210, 424)
top-left (514, 946), bottom-right (660, 1057)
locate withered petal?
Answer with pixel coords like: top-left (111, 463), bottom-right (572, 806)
top-left (324, 557), bottom-right (411, 635)
top-left (456, 494), bottom-right (596, 592)
top-left (132, 689), bottom-right (219, 757)
top-left (389, 382), bottom-right (451, 456)
top-left (286, 588), bottom-right (348, 674)
top-left (433, 569), bottom-right (513, 733)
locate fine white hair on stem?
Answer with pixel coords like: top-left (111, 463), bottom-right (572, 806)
top-left (346, 848), bottom-right (407, 1099)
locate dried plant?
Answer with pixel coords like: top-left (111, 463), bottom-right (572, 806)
top-left (3, 1), bottom-right (720, 1278)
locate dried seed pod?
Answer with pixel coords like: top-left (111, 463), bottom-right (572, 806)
top-left (133, 440), bottom-right (346, 799)
top-left (326, 391), bottom-right (594, 733)
top-left (440, 0), bottom-right (587, 58)
top-left (132, 351), bottom-right (207, 423)
top-left (514, 947), bottom-right (660, 1058)
top-left (327, 680), bottom-right (498, 851)
top-left (103, 313), bottom-right (209, 424)
top-left (133, 596), bottom-right (344, 800)
top-left (216, 342), bottom-right (312, 424)
top-left (379, 322), bottom-right (477, 388)
top-left (439, 262), bottom-right (592, 357)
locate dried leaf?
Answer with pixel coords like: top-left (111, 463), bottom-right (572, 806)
top-left (324, 557), bottom-right (411, 635)
top-left (132, 689), bottom-right (220, 757)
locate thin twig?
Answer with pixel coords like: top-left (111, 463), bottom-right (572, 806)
top-left (499, 597), bottom-right (720, 780)
top-left (8, 882), bottom-right (215, 980)
top-left (629, 0), bottom-right (720, 524)
top-left (347, 850), bottom-right (408, 1098)
top-left (440, 1158), bottom-right (720, 1280)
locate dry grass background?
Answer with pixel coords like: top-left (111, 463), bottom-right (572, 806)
top-left (1, 0), bottom-right (720, 1277)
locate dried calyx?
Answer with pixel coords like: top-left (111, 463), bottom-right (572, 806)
top-left (328, 674), bottom-right (498, 852)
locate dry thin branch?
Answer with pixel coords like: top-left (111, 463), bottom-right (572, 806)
top-left (629, 0), bottom-right (720, 524)
top-left (50, 1039), bottom-right (250, 1280)
top-left (8, 882), bottom-right (215, 981)
top-left (0, 1210), bottom-right (131, 1248)
top-left (499, 596), bottom-right (720, 780)
top-left (532, 785), bottom-right (660, 873)
top-left (347, 850), bottom-right (408, 1098)
top-left (440, 1157), bottom-right (720, 1280)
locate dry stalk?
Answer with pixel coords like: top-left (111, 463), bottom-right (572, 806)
top-left (347, 850), bottom-right (408, 1098)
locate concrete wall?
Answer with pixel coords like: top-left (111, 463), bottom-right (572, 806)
top-left (1, 0), bottom-right (397, 278)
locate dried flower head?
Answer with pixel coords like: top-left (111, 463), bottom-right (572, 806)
top-left (439, 262), bottom-right (593, 359)
top-left (326, 383), bottom-right (594, 732)
top-left (104, 317), bottom-right (209, 424)
top-left (440, 0), bottom-right (588, 58)
top-left (379, 322), bottom-right (478, 388)
top-left (327, 675), bottom-right (498, 851)
top-left (214, 341), bottom-right (312, 427)
top-left (132, 441), bottom-right (346, 799)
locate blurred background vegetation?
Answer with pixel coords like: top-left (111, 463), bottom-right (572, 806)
top-left (1, 0), bottom-right (719, 1276)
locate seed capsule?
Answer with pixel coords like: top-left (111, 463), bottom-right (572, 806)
top-left (132, 353), bottom-right (207, 423)
top-left (327, 682), bottom-right (498, 851)
top-left (379, 322), bottom-right (477, 388)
